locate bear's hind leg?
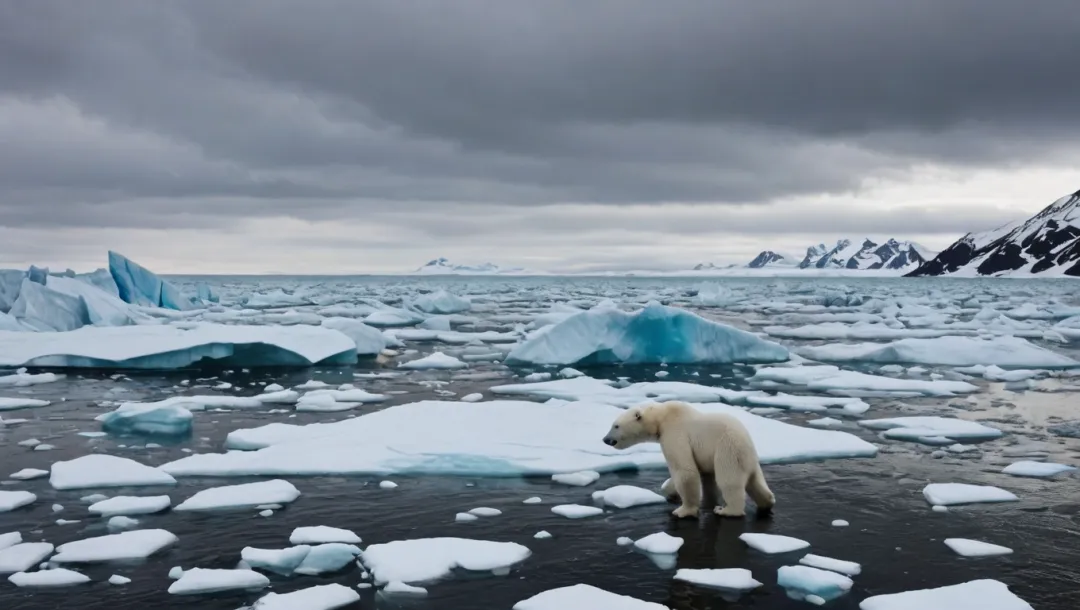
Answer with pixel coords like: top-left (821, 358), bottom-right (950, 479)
top-left (746, 465), bottom-right (775, 512)
top-left (713, 458), bottom-right (748, 518)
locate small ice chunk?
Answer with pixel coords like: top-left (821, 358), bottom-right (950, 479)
top-left (264, 383), bottom-right (285, 392)
top-left (107, 516), bottom-right (140, 529)
top-left (559, 368), bottom-right (585, 378)
top-left (461, 393), bottom-right (483, 402)
top-left (399, 352), bottom-right (468, 370)
top-left (80, 494), bottom-right (108, 503)
top-left (293, 543), bottom-right (362, 576)
top-left (523, 497), bottom-right (542, 505)
top-left (379, 480), bottom-right (398, 489)
top-left (7, 568), bottom-right (90, 587)
top-left (0, 491), bottom-right (36, 513)
top-left (943, 538), bottom-right (1013, 557)
top-left (50, 454), bottom-right (176, 490)
top-left (52, 504), bottom-right (64, 512)
top-left (513, 584), bottom-right (668, 609)
top-left (777, 565), bottom-right (853, 601)
top-left (96, 401), bottom-right (194, 436)
top-left (455, 513), bottom-right (478, 522)
top-left (89, 495), bottom-right (171, 516)
top-left (799, 553), bottom-right (861, 576)
top-left (33, 444), bottom-right (56, 451)
top-left (0, 542), bottom-right (55, 574)
top-left (551, 470), bottom-right (600, 486)
top-left (51, 529), bottom-right (178, 563)
top-left (289, 526), bottom-right (362, 545)
top-left (534, 531), bottom-right (552, 539)
top-left (551, 504), bottom-right (603, 519)
top-left (634, 532), bottom-right (683, 554)
top-left (524, 372), bottom-right (552, 382)
top-left (740, 533), bottom-right (810, 554)
top-left (258, 509), bottom-right (273, 517)
top-left (859, 579), bottom-right (1033, 610)
top-left (242, 546), bottom-right (312, 575)
top-left (17, 438), bottom-right (40, 447)
top-left (10, 468), bottom-right (49, 481)
top-left (249, 583), bottom-right (360, 610)
top-left (807, 417), bottom-right (844, 429)
top-left (109, 574), bottom-right (132, 585)
top-left (0, 532), bottom-right (21, 550)
top-left (591, 485), bottom-right (666, 509)
top-left (175, 479), bottom-right (300, 511)
top-left (831, 519), bottom-right (849, 527)
top-left (673, 568), bottom-right (762, 591)
top-left (0, 398), bottom-right (51, 410)
top-left (922, 483), bottom-right (1018, 506)
top-left (932, 505), bottom-right (949, 513)
top-left (359, 538), bottom-right (531, 585)
top-left (383, 581), bottom-right (428, 595)
top-left (167, 568), bottom-right (269, 595)
top-left (468, 507), bottom-right (502, 517)
top-left (168, 566), bottom-right (184, 579)
top-left (1002, 461), bottom-right (1076, 478)
top-left (616, 537), bottom-right (634, 546)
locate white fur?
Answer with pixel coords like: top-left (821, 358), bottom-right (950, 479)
top-left (603, 401), bottom-right (775, 519)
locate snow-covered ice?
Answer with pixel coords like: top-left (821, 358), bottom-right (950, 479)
top-left (859, 417), bottom-right (1002, 444)
top-left (506, 301), bottom-right (789, 366)
top-left (0, 543), bottom-right (54, 574)
top-left (551, 505), bottom-right (604, 519)
top-left (751, 365), bottom-right (977, 397)
top-left (241, 546), bottom-right (312, 575)
top-left (0, 491), bottom-right (37, 512)
top-left (592, 485), bottom-right (666, 508)
top-left (551, 470), bottom-right (600, 486)
top-left (859, 579), bottom-right (1033, 610)
top-left (399, 351), bottom-right (468, 370)
top-left (673, 568), bottom-right (762, 591)
top-left (534, 531), bottom-right (552, 539)
top-left (634, 532), bottom-right (684, 554)
top-left (50, 454), bottom-right (176, 490)
top-left (293, 544), bottom-right (362, 575)
top-left (174, 479), bottom-right (300, 511)
top-left (468, 507), bottom-right (502, 517)
top-left (88, 495), bottom-right (171, 516)
top-left (160, 400), bottom-right (877, 478)
top-left (0, 397), bottom-right (51, 410)
top-left (799, 553), bottom-right (861, 575)
top-left (9, 468), bottom-right (48, 481)
top-left (513, 584), bottom-right (669, 610)
top-left (167, 568), bottom-right (269, 595)
top-left (359, 538), bottom-right (531, 585)
top-left (0, 532), bottom-right (21, 550)
top-left (383, 581), bottom-right (428, 595)
top-left (249, 583), bottom-right (360, 610)
top-left (1002, 461), bottom-right (1076, 478)
top-left (51, 529), bottom-right (178, 563)
top-left (7, 568), bottom-right (90, 587)
top-left (455, 512), bottom-right (478, 522)
top-left (777, 565), bottom-right (853, 601)
top-left (108, 575), bottom-right (132, 585)
top-left (922, 483), bottom-right (1018, 506)
top-left (798, 335), bottom-right (1077, 368)
top-left (289, 526), bottom-right (361, 545)
top-left (740, 533), bottom-right (810, 554)
top-left (943, 538), bottom-right (1014, 557)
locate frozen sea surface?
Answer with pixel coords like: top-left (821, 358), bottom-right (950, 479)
top-left (2, 275), bottom-right (1079, 609)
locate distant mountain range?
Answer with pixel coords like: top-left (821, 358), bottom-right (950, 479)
top-left (908, 189), bottom-right (1080, 278)
top-left (736, 238), bottom-right (935, 272)
top-left (414, 257), bottom-right (529, 275)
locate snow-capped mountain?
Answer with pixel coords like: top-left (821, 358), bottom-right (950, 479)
top-left (908, 189), bottom-right (1080, 277)
top-left (747, 251), bottom-right (795, 268)
top-left (414, 258), bottom-right (527, 275)
top-left (796, 238), bottom-right (933, 271)
top-left (692, 262), bottom-right (738, 271)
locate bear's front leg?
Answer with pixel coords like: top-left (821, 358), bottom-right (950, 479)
top-left (670, 468), bottom-right (701, 518)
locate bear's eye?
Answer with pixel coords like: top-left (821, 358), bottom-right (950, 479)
top-left (613, 424), bottom-right (619, 430)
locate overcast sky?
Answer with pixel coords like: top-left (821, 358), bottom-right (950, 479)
top-left (3, 1), bottom-right (1080, 274)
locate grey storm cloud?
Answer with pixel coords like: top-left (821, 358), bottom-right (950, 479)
top-left (2, 0), bottom-right (1080, 235)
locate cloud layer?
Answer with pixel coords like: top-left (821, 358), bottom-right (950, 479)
top-left (3, 1), bottom-right (1080, 272)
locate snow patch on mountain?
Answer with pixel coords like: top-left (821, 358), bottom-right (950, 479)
top-left (413, 258), bottom-right (530, 275)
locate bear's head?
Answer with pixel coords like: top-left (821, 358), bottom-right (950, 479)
top-left (602, 405), bottom-right (657, 449)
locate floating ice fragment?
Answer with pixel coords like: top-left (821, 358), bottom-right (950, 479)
top-left (0, 543), bottom-right (54, 574)
top-left (674, 568), bottom-right (762, 591)
top-left (513, 584), bottom-right (669, 610)
top-left (8, 568), bottom-right (90, 587)
top-left (1002, 461), bottom-right (1076, 478)
top-left (107, 516), bottom-right (140, 529)
top-left (551, 504), bottom-right (603, 519)
top-left (832, 519), bottom-right (849, 527)
top-left (399, 352), bottom-right (468, 370)
top-left (455, 513), bottom-right (478, 522)
top-left (383, 580), bottom-right (428, 595)
top-left (634, 532), bottom-right (683, 554)
top-left (807, 417), bottom-right (844, 428)
top-left (411, 290), bottom-right (471, 315)
top-left (551, 470), bottom-right (600, 486)
top-left (0, 397), bottom-right (51, 411)
top-left (50, 454), bottom-right (176, 490)
top-left (461, 393), bottom-right (483, 402)
top-left (0, 532), bottom-right (21, 550)
top-left (96, 402), bottom-right (194, 436)
top-left (167, 568), bottom-right (269, 595)
top-left (534, 531), bottom-right (552, 539)
top-left (751, 365), bottom-right (977, 397)
top-left (242, 546), bottom-right (312, 575)
top-left (379, 480), bottom-right (398, 489)
top-left (250, 583), bottom-right (361, 610)
top-left (617, 537), bottom-right (634, 546)
top-left (943, 538), bottom-right (1013, 557)
top-left (175, 480), bottom-right (300, 511)
top-left (52, 529), bottom-right (177, 563)
top-left (9, 468), bottom-right (48, 480)
top-left (108, 574), bottom-right (131, 585)
top-left (523, 497), bottom-right (542, 504)
top-left (89, 495), bottom-right (171, 516)
top-left (294, 544), bottom-right (362, 575)
top-left (798, 335), bottom-right (1077, 368)
top-left (592, 485), bottom-right (666, 508)
top-left (290, 526), bottom-right (361, 545)
top-left (799, 553), bottom-right (861, 575)
top-left (0, 491), bottom-right (37, 512)
top-left (468, 507), bottom-right (502, 517)
top-left (859, 579), bottom-right (1033, 610)
top-left (740, 533), bottom-right (810, 554)
top-left (359, 538), bottom-right (531, 585)
top-left (777, 565), bottom-right (853, 601)
top-left (859, 417), bottom-right (1002, 444)
top-left (922, 483), bottom-right (1018, 506)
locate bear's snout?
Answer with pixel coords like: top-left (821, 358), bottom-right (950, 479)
top-left (602, 436), bottom-right (617, 447)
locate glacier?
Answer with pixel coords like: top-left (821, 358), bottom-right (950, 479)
top-left (0, 323), bottom-right (358, 369)
top-left (505, 301), bottom-right (789, 366)
top-left (108, 250), bottom-right (197, 310)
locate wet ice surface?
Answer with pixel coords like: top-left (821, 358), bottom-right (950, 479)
top-left (2, 275), bottom-right (1080, 609)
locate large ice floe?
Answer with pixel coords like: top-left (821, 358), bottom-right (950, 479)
top-left (50, 455), bottom-right (177, 490)
top-left (0, 323), bottom-right (358, 368)
top-left (505, 301), bottom-right (789, 366)
top-left (513, 584), bottom-right (669, 610)
top-left (798, 335), bottom-right (1077, 368)
top-left (859, 417), bottom-right (1003, 445)
top-left (859, 579), bottom-right (1033, 610)
top-left (51, 529), bottom-right (178, 563)
top-left (359, 538), bottom-right (531, 585)
top-left (160, 399), bottom-right (876, 477)
top-left (750, 365), bottom-right (978, 397)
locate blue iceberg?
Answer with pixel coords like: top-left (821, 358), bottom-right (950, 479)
top-left (8, 279), bottom-right (89, 332)
top-left (505, 301), bottom-right (790, 366)
top-left (195, 281), bottom-right (219, 303)
top-left (0, 269), bottom-right (25, 313)
top-left (26, 265), bottom-right (49, 285)
top-left (410, 289), bottom-right (472, 314)
top-left (46, 275), bottom-right (144, 327)
top-left (109, 251), bottom-right (197, 311)
top-left (96, 401), bottom-right (194, 436)
top-left (76, 268), bottom-right (121, 298)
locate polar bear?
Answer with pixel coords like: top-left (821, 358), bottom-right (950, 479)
top-left (602, 401), bottom-right (774, 518)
